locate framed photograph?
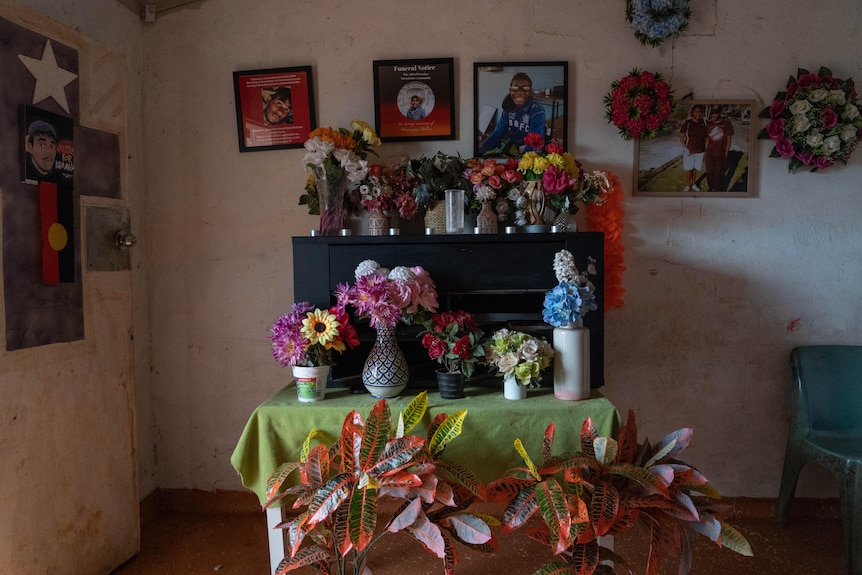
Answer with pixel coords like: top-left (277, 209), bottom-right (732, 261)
top-left (372, 58), bottom-right (455, 142)
top-left (635, 99), bottom-right (757, 197)
top-left (21, 105), bottom-right (74, 185)
top-left (233, 66), bottom-right (316, 152)
top-left (474, 61), bottom-right (568, 158)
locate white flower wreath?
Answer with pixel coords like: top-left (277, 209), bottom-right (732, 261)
top-left (625, 0), bottom-right (691, 48)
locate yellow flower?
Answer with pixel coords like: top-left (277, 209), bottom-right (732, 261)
top-left (351, 119), bottom-right (381, 147)
top-left (301, 309), bottom-right (342, 349)
top-left (545, 153), bottom-right (565, 170)
top-left (562, 153), bottom-right (581, 180)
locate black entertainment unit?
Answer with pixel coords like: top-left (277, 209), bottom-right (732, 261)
top-left (292, 232), bottom-right (604, 389)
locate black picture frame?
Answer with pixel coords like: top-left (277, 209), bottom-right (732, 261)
top-left (634, 99), bottom-right (757, 197)
top-left (473, 61), bottom-right (568, 158)
top-left (372, 58), bottom-right (456, 142)
top-left (233, 66), bottom-right (316, 152)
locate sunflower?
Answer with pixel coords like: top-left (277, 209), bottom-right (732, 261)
top-left (301, 309), bottom-right (343, 350)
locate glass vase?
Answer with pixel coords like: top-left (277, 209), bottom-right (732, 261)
top-left (315, 166), bottom-right (347, 236)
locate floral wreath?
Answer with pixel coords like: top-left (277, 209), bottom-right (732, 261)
top-left (604, 69), bottom-right (674, 141)
top-left (758, 66), bottom-right (861, 172)
top-left (625, 0), bottom-right (691, 48)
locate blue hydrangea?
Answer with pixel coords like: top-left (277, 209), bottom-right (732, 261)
top-left (627, 0), bottom-right (690, 47)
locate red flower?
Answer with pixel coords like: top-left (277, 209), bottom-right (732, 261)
top-left (421, 333), bottom-right (447, 359)
top-left (452, 335), bottom-right (472, 359)
top-left (524, 132), bottom-right (544, 149)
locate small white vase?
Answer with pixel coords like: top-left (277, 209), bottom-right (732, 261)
top-left (553, 321), bottom-right (590, 400)
top-left (292, 365), bottom-right (329, 402)
top-left (503, 374), bottom-right (527, 400)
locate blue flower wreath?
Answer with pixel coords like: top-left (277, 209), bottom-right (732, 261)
top-left (625, 0), bottom-right (691, 48)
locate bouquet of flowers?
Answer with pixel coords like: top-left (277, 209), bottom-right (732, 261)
top-left (411, 152), bottom-right (469, 211)
top-left (542, 249), bottom-right (598, 327)
top-left (462, 157), bottom-right (523, 218)
top-left (625, 0), bottom-right (691, 48)
top-left (484, 329), bottom-right (554, 388)
top-left (514, 134), bottom-right (586, 225)
top-left (358, 160), bottom-right (419, 220)
top-left (335, 259), bottom-right (438, 329)
top-left (418, 310), bottom-right (485, 377)
top-left (269, 302), bottom-right (360, 367)
top-left (759, 66), bottom-right (862, 172)
top-left (604, 69), bottom-right (674, 141)
top-left (299, 120), bottom-right (381, 233)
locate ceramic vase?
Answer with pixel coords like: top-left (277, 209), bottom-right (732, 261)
top-left (367, 207), bottom-right (390, 236)
top-left (362, 325), bottom-right (409, 398)
top-left (503, 374), bottom-right (526, 400)
top-left (314, 166), bottom-right (347, 236)
top-left (436, 369), bottom-right (465, 399)
top-left (476, 200), bottom-right (498, 234)
top-left (292, 365), bottom-right (329, 402)
top-left (553, 321), bottom-right (590, 400)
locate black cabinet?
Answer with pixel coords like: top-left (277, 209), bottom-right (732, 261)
top-left (292, 232), bottom-right (604, 388)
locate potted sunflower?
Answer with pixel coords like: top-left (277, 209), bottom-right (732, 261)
top-left (268, 302), bottom-right (359, 402)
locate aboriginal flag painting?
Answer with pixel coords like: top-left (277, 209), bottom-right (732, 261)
top-left (39, 181), bottom-right (74, 283)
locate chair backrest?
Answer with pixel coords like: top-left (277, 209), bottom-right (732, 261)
top-left (790, 345), bottom-right (862, 433)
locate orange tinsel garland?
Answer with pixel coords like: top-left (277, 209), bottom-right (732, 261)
top-left (585, 172), bottom-right (626, 311)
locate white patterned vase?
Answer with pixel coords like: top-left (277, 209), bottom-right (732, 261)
top-left (553, 321), bottom-right (590, 400)
top-left (362, 325), bottom-right (409, 398)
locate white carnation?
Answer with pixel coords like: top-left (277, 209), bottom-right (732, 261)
top-left (355, 259), bottom-right (380, 278)
top-left (388, 266), bottom-right (414, 282)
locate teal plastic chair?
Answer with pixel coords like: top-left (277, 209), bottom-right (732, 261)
top-left (777, 345), bottom-right (862, 575)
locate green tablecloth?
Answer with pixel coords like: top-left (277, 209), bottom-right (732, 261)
top-left (230, 385), bottom-right (621, 505)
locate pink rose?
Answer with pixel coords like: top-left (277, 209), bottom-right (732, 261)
top-left (769, 99), bottom-right (787, 118)
top-left (488, 175), bottom-right (503, 189)
top-left (542, 166), bottom-right (574, 194)
top-left (501, 169), bottom-right (520, 184)
top-left (766, 119), bottom-right (786, 140)
top-left (794, 152), bottom-right (813, 165)
top-left (797, 74), bottom-right (820, 89)
top-left (813, 156), bottom-right (834, 169)
top-left (820, 107), bottom-right (838, 129)
top-left (775, 137), bottom-right (795, 157)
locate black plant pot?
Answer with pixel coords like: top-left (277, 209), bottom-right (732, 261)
top-left (436, 369), bottom-right (464, 399)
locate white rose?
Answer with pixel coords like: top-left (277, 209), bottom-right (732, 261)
top-left (840, 124), bottom-right (858, 142)
top-left (496, 353), bottom-right (520, 373)
top-left (789, 99), bottom-right (812, 115)
top-left (827, 90), bottom-right (847, 106)
top-left (805, 130), bottom-right (824, 148)
top-left (843, 104), bottom-right (860, 121)
top-left (792, 114), bottom-right (811, 134)
top-left (822, 135), bottom-right (841, 155)
top-left (518, 339), bottom-right (540, 362)
top-left (807, 88), bottom-right (828, 103)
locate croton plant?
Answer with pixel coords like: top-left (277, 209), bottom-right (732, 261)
top-left (264, 398), bottom-right (752, 575)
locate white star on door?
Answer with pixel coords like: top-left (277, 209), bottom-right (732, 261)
top-left (18, 39), bottom-right (78, 114)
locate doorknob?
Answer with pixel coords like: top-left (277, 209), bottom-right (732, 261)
top-left (115, 231), bottom-right (137, 249)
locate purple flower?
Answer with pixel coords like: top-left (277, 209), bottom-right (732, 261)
top-left (775, 137), bottom-right (795, 157)
top-left (820, 107), bottom-right (838, 129)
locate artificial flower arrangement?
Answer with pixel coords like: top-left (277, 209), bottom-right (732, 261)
top-left (358, 160), bottom-right (419, 220)
top-left (484, 328), bottom-right (554, 388)
top-left (269, 302), bottom-right (360, 367)
top-left (298, 120), bottom-right (381, 232)
top-left (515, 133), bottom-right (586, 226)
top-left (334, 259), bottom-right (438, 329)
top-left (542, 249), bottom-right (598, 327)
top-left (625, 0), bottom-right (691, 48)
top-left (462, 157), bottom-right (524, 220)
top-left (604, 68), bottom-right (674, 141)
top-left (759, 66), bottom-right (862, 172)
top-left (411, 152), bottom-right (469, 211)
top-left (418, 310), bottom-right (485, 377)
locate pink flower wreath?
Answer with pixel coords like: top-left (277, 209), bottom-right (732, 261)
top-left (604, 68), bottom-right (675, 141)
